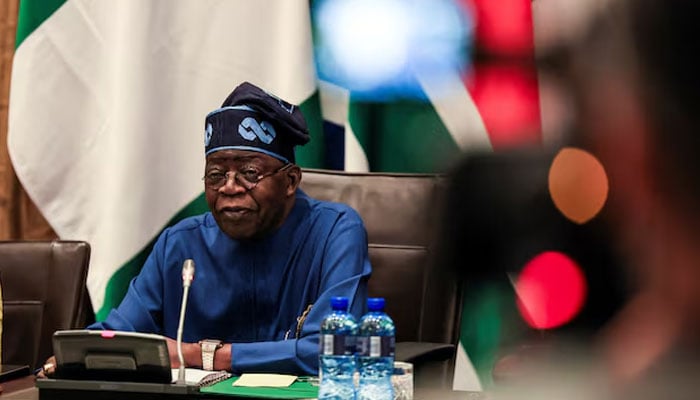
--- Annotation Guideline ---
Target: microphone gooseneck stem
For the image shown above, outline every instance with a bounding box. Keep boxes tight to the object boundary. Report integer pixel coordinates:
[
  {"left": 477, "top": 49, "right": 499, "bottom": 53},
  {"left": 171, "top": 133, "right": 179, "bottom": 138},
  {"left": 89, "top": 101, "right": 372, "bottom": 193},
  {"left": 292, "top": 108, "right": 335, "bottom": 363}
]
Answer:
[
  {"left": 176, "top": 258, "right": 195, "bottom": 385},
  {"left": 176, "top": 284, "right": 191, "bottom": 384}
]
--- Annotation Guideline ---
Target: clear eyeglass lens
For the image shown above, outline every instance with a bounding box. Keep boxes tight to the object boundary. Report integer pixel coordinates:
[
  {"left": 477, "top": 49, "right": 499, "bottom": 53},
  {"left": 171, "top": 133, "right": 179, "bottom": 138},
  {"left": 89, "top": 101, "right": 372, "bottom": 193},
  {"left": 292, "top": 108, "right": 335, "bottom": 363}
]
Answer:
[
  {"left": 235, "top": 173, "right": 260, "bottom": 188},
  {"left": 205, "top": 163, "right": 289, "bottom": 189},
  {"left": 204, "top": 171, "right": 260, "bottom": 189}
]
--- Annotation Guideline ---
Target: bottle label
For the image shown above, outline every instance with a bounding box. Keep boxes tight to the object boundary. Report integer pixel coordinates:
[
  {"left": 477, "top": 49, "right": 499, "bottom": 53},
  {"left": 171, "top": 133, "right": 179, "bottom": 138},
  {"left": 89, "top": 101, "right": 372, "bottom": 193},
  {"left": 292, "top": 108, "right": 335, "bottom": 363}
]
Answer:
[
  {"left": 321, "top": 334, "right": 355, "bottom": 356},
  {"left": 357, "top": 336, "right": 395, "bottom": 357}
]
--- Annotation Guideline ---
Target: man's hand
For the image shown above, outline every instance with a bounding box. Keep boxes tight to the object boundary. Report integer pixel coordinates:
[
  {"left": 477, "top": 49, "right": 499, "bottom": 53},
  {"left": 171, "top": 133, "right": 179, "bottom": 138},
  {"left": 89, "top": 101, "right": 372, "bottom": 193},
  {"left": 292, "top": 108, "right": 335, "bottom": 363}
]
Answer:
[
  {"left": 165, "top": 337, "right": 201, "bottom": 369},
  {"left": 36, "top": 356, "right": 57, "bottom": 379}
]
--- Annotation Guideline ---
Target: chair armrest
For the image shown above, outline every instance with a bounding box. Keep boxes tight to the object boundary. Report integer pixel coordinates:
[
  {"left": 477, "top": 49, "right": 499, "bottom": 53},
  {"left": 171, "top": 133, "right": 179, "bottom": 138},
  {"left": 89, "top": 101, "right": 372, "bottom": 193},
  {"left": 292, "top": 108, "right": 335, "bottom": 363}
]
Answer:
[{"left": 395, "top": 342, "right": 455, "bottom": 365}]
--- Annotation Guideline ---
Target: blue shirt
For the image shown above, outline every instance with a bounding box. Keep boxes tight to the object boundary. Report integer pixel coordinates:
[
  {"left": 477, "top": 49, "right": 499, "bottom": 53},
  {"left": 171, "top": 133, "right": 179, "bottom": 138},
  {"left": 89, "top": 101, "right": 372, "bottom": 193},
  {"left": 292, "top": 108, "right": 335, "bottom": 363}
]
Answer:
[{"left": 90, "top": 190, "right": 371, "bottom": 375}]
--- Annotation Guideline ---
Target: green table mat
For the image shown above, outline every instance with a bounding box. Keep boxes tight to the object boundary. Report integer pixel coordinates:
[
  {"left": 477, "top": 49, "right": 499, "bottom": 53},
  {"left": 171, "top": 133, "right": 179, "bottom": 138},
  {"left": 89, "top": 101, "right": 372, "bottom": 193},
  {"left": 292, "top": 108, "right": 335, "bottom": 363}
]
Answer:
[{"left": 199, "top": 376, "right": 319, "bottom": 399}]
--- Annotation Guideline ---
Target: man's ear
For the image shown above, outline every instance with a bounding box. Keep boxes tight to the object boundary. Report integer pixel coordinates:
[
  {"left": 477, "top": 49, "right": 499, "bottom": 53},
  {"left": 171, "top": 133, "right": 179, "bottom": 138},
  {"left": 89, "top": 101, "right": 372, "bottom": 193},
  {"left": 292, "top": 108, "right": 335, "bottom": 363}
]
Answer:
[{"left": 285, "top": 165, "right": 302, "bottom": 196}]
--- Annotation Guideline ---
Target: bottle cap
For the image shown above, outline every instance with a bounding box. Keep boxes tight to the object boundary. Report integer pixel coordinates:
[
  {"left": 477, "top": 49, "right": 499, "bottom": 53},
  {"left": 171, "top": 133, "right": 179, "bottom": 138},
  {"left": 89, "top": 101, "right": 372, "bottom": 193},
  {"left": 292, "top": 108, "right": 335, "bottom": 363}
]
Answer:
[
  {"left": 367, "top": 297, "right": 385, "bottom": 311},
  {"left": 330, "top": 296, "right": 349, "bottom": 311}
]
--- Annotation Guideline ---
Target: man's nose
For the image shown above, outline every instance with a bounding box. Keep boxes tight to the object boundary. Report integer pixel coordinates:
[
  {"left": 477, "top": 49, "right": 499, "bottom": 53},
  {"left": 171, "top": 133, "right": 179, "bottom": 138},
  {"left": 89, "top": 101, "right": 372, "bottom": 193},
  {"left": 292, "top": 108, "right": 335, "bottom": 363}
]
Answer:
[{"left": 219, "top": 173, "right": 247, "bottom": 194}]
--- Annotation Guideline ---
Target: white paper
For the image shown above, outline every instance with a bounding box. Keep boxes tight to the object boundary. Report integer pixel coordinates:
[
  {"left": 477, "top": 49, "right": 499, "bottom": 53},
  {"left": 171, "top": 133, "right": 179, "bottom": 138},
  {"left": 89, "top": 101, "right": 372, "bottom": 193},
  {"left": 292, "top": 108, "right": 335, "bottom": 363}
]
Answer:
[
  {"left": 171, "top": 368, "right": 215, "bottom": 385},
  {"left": 232, "top": 373, "right": 297, "bottom": 387}
]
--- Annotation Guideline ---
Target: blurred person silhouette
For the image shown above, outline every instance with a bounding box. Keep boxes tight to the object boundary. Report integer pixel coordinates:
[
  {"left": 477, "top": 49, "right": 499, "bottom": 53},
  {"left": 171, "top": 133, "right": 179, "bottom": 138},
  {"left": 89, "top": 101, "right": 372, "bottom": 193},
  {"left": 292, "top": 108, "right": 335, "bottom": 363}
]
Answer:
[
  {"left": 517, "top": 0, "right": 700, "bottom": 396},
  {"left": 568, "top": 0, "right": 700, "bottom": 393},
  {"left": 441, "top": 0, "right": 700, "bottom": 397},
  {"left": 440, "top": 146, "right": 627, "bottom": 390}
]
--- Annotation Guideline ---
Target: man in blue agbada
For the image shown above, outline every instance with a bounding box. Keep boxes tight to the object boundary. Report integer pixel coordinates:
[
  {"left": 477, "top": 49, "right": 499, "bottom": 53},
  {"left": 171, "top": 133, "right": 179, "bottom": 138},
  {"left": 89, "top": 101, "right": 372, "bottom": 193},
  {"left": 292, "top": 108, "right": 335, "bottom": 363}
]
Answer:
[{"left": 90, "top": 82, "right": 372, "bottom": 375}]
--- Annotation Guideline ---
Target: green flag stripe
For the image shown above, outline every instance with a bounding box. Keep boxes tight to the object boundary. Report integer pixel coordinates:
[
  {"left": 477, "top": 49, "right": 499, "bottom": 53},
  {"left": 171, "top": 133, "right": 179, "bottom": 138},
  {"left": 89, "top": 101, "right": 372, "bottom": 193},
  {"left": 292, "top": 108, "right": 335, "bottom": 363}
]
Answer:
[
  {"left": 459, "top": 284, "right": 508, "bottom": 388},
  {"left": 349, "top": 101, "right": 462, "bottom": 173},
  {"left": 15, "top": 0, "right": 66, "bottom": 48},
  {"left": 96, "top": 193, "right": 210, "bottom": 320},
  {"left": 296, "top": 91, "right": 325, "bottom": 169}
]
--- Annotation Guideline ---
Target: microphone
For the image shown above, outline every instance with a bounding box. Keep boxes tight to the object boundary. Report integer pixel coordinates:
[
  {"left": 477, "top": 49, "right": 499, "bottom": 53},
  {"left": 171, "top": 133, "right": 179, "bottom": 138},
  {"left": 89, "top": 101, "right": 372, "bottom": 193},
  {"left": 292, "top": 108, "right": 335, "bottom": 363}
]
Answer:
[{"left": 176, "top": 259, "right": 195, "bottom": 385}]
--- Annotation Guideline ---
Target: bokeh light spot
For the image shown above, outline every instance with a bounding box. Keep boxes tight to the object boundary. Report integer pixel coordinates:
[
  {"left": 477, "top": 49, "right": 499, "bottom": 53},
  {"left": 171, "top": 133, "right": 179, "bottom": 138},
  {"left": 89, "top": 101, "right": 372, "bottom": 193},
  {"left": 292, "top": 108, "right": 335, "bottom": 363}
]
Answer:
[
  {"left": 461, "top": 0, "right": 535, "bottom": 56},
  {"left": 514, "top": 251, "right": 587, "bottom": 330},
  {"left": 548, "top": 147, "right": 609, "bottom": 224},
  {"left": 464, "top": 63, "right": 542, "bottom": 149},
  {"left": 314, "top": 0, "right": 471, "bottom": 99}
]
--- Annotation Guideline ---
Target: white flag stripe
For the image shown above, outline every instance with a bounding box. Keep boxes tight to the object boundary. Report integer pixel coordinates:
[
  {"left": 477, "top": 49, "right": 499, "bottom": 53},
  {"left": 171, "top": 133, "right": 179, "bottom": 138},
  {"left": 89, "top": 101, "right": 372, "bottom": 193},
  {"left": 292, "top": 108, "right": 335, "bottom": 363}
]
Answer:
[
  {"left": 453, "top": 342, "right": 484, "bottom": 391},
  {"left": 318, "top": 80, "right": 349, "bottom": 126},
  {"left": 317, "top": 80, "right": 369, "bottom": 172},
  {"left": 416, "top": 69, "right": 493, "bottom": 153},
  {"left": 8, "top": 0, "right": 316, "bottom": 311},
  {"left": 343, "top": 122, "right": 370, "bottom": 173}
]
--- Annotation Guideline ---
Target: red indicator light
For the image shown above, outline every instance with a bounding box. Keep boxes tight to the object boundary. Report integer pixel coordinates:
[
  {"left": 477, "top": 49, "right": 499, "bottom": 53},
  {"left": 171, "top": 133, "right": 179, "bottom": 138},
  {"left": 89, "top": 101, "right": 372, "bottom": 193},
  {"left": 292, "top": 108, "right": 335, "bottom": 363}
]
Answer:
[{"left": 515, "top": 251, "right": 587, "bottom": 330}]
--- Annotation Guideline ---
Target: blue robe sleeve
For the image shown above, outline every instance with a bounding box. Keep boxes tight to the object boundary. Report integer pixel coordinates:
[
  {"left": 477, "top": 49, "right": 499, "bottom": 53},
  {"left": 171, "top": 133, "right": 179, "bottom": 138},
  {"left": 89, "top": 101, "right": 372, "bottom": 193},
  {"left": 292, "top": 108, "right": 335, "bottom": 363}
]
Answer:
[
  {"left": 88, "top": 231, "right": 168, "bottom": 334},
  {"left": 230, "top": 214, "right": 371, "bottom": 375}
]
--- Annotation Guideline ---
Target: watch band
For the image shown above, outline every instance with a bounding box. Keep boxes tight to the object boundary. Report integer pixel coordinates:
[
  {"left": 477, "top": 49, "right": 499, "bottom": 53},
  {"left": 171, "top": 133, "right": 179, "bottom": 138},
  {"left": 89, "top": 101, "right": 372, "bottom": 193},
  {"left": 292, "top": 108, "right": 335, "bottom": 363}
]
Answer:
[{"left": 199, "top": 339, "right": 223, "bottom": 371}]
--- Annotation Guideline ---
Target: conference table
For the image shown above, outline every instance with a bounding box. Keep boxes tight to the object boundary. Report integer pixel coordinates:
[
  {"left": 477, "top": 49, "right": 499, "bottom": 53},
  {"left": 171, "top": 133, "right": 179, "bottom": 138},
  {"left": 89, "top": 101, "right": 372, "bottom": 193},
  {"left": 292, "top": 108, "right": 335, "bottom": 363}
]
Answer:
[
  {"left": 0, "top": 375, "right": 35, "bottom": 400},
  {"left": 0, "top": 375, "right": 485, "bottom": 400}
]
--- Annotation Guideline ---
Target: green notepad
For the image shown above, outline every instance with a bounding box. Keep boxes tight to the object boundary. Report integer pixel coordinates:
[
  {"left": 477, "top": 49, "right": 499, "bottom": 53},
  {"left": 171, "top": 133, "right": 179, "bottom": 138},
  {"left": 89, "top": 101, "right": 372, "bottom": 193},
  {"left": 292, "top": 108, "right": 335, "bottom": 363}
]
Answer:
[{"left": 199, "top": 376, "right": 319, "bottom": 399}]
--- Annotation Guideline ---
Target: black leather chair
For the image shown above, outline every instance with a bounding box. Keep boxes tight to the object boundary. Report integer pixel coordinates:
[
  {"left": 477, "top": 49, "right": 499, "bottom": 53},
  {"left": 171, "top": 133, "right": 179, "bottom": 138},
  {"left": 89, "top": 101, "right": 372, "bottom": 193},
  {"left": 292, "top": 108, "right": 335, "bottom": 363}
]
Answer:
[
  {"left": 300, "top": 169, "right": 462, "bottom": 388},
  {"left": 0, "top": 240, "right": 93, "bottom": 369}
]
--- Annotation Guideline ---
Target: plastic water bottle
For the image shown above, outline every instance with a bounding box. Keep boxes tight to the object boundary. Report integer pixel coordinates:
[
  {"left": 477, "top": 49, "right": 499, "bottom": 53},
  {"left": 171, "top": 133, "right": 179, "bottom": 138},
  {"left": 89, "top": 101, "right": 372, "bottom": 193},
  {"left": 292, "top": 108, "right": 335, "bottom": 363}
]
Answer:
[
  {"left": 357, "top": 297, "right": 395, "bottom": 400},
  {"left": 318, "top": 296, "right": 358, "bottom": 400}
]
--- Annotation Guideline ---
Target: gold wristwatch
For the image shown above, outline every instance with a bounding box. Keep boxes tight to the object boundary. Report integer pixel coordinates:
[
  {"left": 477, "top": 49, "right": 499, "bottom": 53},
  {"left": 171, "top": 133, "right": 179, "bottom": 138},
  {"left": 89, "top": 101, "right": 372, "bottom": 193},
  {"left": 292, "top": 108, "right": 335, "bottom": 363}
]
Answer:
[{"left": 199, "top": 339, "right": 223, "bottom": 371}]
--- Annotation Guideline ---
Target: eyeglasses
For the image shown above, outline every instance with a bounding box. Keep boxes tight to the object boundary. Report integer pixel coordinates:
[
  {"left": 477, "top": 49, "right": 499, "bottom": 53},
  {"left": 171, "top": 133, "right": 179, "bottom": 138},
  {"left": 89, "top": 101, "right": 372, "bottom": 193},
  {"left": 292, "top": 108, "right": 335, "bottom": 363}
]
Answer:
[{"left": 202, "top": 163, "right": 293, "bottom": 191}]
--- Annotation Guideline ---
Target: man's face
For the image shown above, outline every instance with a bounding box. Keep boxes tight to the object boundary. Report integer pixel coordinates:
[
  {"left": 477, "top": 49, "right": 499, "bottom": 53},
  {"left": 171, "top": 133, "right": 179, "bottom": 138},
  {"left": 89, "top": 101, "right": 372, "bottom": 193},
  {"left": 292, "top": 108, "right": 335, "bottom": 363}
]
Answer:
[{"left": 204, "top": 150, "right": 297, "bottom": 240}]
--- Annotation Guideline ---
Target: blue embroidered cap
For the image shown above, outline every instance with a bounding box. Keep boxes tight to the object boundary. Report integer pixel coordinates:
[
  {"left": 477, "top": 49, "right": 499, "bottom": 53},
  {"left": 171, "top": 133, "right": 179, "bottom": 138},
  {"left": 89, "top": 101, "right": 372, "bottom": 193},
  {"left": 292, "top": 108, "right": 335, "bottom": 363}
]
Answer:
[{"left": 204, "top": 82, "right": 310, "bottom": 163}]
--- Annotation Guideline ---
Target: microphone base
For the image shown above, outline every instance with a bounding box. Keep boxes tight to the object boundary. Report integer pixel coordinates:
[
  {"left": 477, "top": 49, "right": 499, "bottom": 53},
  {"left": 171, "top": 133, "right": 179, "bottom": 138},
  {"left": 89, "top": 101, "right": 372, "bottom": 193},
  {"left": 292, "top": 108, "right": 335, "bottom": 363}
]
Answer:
[{"left": 177, "top": 365, "right": 186, "bottom": 386}]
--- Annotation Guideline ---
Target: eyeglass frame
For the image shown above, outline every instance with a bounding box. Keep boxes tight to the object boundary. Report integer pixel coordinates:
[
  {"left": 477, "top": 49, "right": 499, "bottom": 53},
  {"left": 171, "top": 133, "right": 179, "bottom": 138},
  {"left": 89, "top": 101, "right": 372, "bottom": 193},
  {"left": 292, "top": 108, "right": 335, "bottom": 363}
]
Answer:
[{"left": 202, "top": 162, "right": 294, "bottom": 191}]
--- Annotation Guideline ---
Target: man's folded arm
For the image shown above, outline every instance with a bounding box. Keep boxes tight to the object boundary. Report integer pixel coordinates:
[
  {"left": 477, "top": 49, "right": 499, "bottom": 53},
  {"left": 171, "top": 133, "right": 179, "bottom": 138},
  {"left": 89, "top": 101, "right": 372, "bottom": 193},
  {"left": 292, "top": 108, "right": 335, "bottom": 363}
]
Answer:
[
  {"left": 230, "top": 272, "right": 368, "bottom": 375},
  {"left": 230, "top": 217, "right": 371, "bottom": 375}
]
